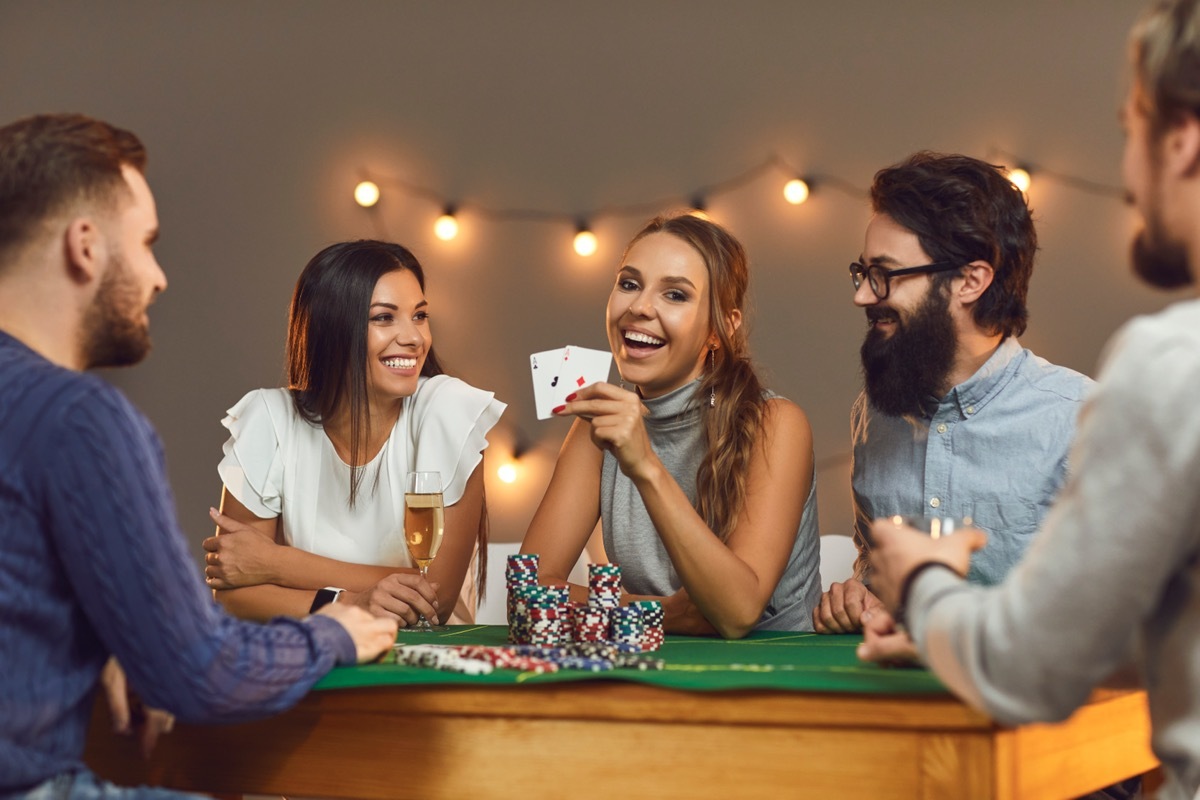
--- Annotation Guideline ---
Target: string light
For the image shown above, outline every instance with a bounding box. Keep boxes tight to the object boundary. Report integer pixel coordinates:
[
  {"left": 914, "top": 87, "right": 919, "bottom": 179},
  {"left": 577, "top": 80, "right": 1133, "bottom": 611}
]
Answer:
[
  {"left": 783, "top": 178, "right": 811, "bottom": 205},
  {"left": 356, "top": 151, "right": 1125, "bottom": 257},
  {"left": 497, "top": 436, "right": 530, "bottom": 485},
  {"left": 573, "top": 224, "right": 598, "bottom": 257},
  {"left": 434, "top": 206, "right": 459, "bottom": 241},
  {"left": 354, "top": 180, "right": 380, "bottom": 208},
  {"left": 1007, "top": 166, "right": 1032, "bottom": 193}
]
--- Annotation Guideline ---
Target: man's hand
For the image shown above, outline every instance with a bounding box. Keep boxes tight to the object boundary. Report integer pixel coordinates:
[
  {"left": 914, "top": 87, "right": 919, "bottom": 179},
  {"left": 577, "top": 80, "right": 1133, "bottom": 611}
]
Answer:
[
  {"left": 813, "top": 578, "right": 882, "bottom": 633},
  {"left": 855, "top": 608, "right": 921, "bottom": 666},
  {"left": 343, "top": 573, "right": 440, "bottom": 628},
  {"left": 868, "top": 517, "right": 987, "bottom": 609},
  {"left": 204, "top": 509, "right": 279, "bottom": 589},
  {"left": 100, "top": 657, "right": 175, "bottom": 759},
  {"left": 317, "top": 604, "right": 399, "bottom": 663}
]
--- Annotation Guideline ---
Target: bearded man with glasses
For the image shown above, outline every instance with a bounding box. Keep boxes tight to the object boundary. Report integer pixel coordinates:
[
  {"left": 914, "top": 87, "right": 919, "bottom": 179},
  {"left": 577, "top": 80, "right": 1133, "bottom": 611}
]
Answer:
[{"left": 813, "top": 152, "right": 1094, "bottom": 642}]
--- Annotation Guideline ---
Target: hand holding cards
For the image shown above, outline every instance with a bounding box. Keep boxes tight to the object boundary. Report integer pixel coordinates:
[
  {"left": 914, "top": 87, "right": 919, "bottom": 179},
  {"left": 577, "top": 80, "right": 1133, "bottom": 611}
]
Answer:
[{"left": 530, "top": 345, "right": 613, "bottom": 420}]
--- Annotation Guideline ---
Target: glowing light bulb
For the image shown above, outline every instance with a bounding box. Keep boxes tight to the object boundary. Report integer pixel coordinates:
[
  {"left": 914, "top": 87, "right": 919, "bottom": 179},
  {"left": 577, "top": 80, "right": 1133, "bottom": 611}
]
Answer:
[
  {"left": 434, "top": 212, "right": 459, "bottom": 241},
  {"left": 1007, "top": 167, "right": 1031, "bottom": 193},
  {"left": 354, "top": 181, "right": 380, "bottom": 208},
  {"left": 497, "top": 463, "right": 517, "bottom": 484},
  {"left": 573, "top": 228, "right": 598, "bottom": 257},
  {"left": 783, "top": 178, "right": 810, "bottom": 205}
]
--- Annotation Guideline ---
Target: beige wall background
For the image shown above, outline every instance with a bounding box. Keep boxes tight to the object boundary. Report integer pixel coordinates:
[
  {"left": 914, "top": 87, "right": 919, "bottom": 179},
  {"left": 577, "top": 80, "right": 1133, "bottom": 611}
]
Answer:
[{"left": 1, "top": 1, "right": 1186, "bottom": 562}]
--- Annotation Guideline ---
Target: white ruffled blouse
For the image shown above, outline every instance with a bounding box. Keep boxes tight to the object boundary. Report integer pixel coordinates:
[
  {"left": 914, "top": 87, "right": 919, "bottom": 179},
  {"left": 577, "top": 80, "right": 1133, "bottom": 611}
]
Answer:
[{"left": 217, "top": 375, "right": 505, "bottom": 622}]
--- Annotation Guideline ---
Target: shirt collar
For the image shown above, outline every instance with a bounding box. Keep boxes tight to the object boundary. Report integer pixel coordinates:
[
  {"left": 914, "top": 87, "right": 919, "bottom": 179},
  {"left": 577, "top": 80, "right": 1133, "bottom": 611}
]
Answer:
[{"left": 943, "top": 336, "right": 1025, "bottom": 419}]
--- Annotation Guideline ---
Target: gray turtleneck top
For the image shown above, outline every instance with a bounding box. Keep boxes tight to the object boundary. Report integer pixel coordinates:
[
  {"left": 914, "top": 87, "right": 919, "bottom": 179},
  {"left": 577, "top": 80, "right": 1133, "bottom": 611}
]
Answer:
[{"left": 599, "top": 380, "right": 821, "bottom": 632}]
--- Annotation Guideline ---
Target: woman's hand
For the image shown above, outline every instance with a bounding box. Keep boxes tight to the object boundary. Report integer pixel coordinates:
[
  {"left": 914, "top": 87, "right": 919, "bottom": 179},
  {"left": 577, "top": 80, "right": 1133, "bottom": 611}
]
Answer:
[
  {"left": 554, "top": 382, "right": 657, "bottom": 481},
  {"left": 344, "top": 572, "right": 440, "bottom": 628},
  {"left": 204, "top": 508, "right": 281, "bottom": 589}
]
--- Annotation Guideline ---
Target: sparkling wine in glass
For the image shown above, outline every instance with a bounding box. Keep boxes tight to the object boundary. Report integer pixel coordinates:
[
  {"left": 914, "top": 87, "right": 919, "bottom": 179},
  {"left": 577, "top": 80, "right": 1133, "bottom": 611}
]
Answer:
[{"left": 403, "top": 471, "right": 444, "bottom": 632}]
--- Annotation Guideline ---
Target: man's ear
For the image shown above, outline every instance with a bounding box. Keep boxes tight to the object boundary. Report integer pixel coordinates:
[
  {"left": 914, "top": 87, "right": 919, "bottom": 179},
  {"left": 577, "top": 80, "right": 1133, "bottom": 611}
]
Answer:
[
  {"left": 63, "top": 216, "right": 104, "bottom": 285},
  {"left": 1166, "top": 112, "right": 1200, "bottom": 178},
  {"left": 956, "top": 261, "right": 994, "bottom": 305}
]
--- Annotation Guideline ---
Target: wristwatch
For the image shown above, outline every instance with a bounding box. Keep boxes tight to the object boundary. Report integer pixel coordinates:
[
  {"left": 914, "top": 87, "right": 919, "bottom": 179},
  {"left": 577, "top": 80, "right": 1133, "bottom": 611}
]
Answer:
[{"left": 309, "top": 586, "right": 345, "bottom": 614}]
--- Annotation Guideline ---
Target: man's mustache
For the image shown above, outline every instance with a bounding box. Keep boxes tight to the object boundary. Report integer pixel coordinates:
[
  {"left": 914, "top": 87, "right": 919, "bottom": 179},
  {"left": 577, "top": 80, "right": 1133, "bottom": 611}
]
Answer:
[{"left": 866, "top": 307, "right": 899, "bottom": 325}]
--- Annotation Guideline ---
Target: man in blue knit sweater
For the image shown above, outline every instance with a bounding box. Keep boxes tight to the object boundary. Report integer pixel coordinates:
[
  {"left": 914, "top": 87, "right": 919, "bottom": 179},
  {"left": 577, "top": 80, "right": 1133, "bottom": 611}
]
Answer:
[{"left": 0, "top": 114, "right": 399, "bottom": 798}]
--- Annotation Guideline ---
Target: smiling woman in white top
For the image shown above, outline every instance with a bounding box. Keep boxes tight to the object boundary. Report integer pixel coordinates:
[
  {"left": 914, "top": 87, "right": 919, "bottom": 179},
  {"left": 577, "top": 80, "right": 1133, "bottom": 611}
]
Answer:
[{"left": 204, "top": 240, "right": 505, "bottom": 627}]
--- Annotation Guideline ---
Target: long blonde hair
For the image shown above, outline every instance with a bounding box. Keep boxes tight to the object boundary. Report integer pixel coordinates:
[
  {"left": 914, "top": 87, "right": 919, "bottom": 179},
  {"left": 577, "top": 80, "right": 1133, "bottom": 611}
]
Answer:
[{"left": 621, "top": 213, "right": 767, "bottom": 541}]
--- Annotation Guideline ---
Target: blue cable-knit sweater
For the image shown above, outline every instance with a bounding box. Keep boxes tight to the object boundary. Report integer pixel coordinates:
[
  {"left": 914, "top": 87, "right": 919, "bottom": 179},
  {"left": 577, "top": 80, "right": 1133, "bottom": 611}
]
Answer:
[{"left": 0, "top": 330, "right": 356, "bottom": 791}]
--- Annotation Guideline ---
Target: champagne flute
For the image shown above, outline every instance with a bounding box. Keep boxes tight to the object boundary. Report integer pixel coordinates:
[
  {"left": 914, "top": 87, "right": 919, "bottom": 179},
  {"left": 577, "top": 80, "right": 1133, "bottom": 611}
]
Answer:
[{"left": 402, "top": 471, "right": 445, "bottom": 632}]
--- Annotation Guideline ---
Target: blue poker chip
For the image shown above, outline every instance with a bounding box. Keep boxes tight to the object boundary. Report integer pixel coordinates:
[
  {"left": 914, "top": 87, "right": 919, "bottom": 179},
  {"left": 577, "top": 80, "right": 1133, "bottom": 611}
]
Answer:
[{"left": 554, "top": 656, "right": 615, "bottom": 672}]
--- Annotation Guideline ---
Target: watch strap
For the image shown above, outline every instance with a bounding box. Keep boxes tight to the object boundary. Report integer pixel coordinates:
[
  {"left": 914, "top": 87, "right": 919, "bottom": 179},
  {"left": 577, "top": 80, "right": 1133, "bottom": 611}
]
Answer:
[{"left": 309, "top": 586, "right": 345, "bottom": 614}]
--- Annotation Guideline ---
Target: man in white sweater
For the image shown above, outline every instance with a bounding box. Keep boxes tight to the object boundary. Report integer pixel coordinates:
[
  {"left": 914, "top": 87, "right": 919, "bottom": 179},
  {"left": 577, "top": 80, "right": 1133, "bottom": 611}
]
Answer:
[{"left": 859, "top": 2, "right": 1200, "bottom": 799}]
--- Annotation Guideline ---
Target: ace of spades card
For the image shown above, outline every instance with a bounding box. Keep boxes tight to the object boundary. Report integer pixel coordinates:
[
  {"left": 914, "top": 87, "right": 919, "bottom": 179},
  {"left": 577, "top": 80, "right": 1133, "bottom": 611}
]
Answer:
[{"left": 529, "top": 345, "right": 613, "bottom": 420}]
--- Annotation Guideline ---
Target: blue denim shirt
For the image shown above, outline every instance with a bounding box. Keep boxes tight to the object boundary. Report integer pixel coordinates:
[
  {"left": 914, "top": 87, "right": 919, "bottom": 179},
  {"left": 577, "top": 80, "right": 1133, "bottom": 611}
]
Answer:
[{"left": 851, "top": 337, "right": 1093, "bottom": 585}]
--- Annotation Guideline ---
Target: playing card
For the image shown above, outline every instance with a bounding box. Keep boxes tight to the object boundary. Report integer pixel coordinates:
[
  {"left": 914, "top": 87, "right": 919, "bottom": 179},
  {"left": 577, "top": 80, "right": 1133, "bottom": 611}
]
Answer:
[
  {"left": 530, "top": 347, "right": 566, "bottom": 420},
  {"left": 554, "top": 346, "right": 613, "bottom": 406}
]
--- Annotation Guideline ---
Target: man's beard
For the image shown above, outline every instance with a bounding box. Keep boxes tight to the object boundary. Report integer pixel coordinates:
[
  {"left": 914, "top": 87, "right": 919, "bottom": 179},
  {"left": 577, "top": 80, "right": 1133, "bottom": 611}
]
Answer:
[
  {"left": 1131, "top": 205, "right": 1194, "bottom": 290},
  {"left": 80, "top": 252, "right": 152, "bottom": 369},
  {"left": 860, "top": 285, "right": 958, "bottom": 418}
]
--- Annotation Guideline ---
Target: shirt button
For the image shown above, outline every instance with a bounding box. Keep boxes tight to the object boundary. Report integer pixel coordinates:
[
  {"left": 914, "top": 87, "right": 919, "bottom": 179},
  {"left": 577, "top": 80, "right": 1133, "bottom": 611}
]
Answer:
[
  {"left": 930, "top": 497, "right": 941, "bottom": 508},
  {"left": 966, "top": 406, "right": 975, "bottom": 415},
  {"left": 936, "top": 423, "right": 948, "bottom": 434}
]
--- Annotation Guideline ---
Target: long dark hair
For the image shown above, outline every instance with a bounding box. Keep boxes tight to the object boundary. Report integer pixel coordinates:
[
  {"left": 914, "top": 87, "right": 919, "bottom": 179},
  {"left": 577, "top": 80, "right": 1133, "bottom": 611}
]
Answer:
[
  {"left": 621, "top": 214, "right": 767, "bottom": 542},
  {"left": 285, "top": 240, "right": 487, "bottom": 594}
]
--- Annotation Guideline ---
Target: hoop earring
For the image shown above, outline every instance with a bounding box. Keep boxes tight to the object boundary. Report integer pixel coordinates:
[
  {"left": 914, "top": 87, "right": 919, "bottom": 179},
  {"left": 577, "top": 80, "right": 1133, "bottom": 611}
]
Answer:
[{"left": 709, "top": 348, "right": 716, "bottom": 408}]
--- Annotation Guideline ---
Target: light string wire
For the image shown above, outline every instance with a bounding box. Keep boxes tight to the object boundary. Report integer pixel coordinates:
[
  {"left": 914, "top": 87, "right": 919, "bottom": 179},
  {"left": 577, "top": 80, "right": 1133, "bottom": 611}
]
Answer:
[
  {"left": 357, "top": 148, "right": 1126, "bottom": 240},
  {"left": 356, "top": 153, "right": 869, "bottom": 241}
]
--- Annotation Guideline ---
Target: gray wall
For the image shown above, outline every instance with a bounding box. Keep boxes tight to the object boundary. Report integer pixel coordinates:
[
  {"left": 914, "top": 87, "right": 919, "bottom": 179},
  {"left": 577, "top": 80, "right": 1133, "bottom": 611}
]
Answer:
[{"left": 2, "top": 1, "right": 1185, "bottom": 562}]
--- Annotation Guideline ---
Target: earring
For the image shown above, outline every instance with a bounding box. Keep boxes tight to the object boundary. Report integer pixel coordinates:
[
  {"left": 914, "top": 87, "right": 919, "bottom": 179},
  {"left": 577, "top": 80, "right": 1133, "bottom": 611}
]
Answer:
[{"left": 709, "top": 348, "right": 716, "bottom": 408}]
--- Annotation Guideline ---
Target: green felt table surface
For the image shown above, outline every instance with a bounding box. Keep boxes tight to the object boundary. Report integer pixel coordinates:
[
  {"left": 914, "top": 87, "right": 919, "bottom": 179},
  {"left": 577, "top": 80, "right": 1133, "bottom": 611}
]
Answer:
[{"left": 315, "top": 624, "right": 949, "bottom": 695}]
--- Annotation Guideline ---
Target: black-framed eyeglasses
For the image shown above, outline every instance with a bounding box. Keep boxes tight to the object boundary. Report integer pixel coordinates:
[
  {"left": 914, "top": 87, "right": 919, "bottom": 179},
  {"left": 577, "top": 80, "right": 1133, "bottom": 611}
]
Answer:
[{"left": 848, "top": 260, "right": 963, "bottom": 300}]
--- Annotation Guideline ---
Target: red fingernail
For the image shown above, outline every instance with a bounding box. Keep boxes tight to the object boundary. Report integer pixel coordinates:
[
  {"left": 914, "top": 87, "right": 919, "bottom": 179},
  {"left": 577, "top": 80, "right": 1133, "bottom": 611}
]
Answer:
[
  {"left": 551, "top": 404, "right": 566, "bottom": 414},
  {"left": 564, "top": 392, "right": 577, "bottom": 402}
]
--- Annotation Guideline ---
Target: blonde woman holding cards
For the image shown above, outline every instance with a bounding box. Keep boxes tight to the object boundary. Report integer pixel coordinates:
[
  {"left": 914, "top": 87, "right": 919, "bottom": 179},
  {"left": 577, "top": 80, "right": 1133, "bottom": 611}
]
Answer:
[
  {"left": 204, "top": 240, "right": 505, "bottom": 626},
  {"left": 521, "top": 213, "right": 821, "bottom": 638}
]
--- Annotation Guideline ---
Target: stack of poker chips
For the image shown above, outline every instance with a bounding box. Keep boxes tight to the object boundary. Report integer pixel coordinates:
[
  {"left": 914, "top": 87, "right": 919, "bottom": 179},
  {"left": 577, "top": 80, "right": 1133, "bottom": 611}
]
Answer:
[
  {"left": 545, "top": 581, "right": 572, "bottom": 645},
  {"left": 505, "top": 554, "right": 539, "bottom": 643},
  {"left": 508, "top": 557, "right": 665, "bottom": 653},
  {"left": 609, "top": 605, "right": 645, "bottom": 649},
  {"left": 587, "top": 562, "right": 622, "bottom": 635},
  {"left": 633, "top": 600, "right": 665, "bottom": 651},
  {"left": 527, "top": 583, "right": 569, "bottom": 647},
  {"left": 569, "top": 602, "right": 610, "bottom": 642}
]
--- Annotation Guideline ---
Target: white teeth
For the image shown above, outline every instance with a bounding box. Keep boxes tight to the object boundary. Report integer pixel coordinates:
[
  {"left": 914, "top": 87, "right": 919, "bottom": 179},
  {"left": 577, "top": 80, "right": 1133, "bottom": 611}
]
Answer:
[
  {"left": 625, "top": 331, "right": 665, "bottom": 346},
  {"left": 382, "top": 357, "right": 417, "bottom": 369}
]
